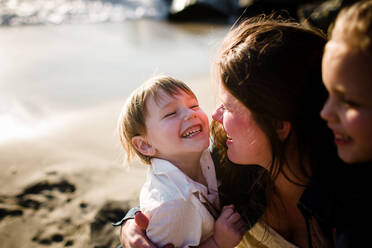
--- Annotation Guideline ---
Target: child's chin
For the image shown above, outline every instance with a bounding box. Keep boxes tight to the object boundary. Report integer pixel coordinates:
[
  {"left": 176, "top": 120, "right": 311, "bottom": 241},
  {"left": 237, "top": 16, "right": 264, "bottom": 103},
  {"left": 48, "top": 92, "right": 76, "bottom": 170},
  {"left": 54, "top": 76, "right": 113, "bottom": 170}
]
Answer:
[
  {"left": 195, "top": 141, "right": 210, "bottom": 151},
  {"left": 338, "top": 150, "right": 359, "bottom": 164}
]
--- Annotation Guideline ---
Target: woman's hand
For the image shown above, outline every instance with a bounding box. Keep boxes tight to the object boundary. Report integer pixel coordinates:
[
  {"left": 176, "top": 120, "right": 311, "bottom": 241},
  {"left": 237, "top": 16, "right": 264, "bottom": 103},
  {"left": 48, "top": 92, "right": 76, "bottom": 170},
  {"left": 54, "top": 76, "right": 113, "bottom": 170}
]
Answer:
[{"left": 120, "top": 211, "right": 156, "bottom": 248}]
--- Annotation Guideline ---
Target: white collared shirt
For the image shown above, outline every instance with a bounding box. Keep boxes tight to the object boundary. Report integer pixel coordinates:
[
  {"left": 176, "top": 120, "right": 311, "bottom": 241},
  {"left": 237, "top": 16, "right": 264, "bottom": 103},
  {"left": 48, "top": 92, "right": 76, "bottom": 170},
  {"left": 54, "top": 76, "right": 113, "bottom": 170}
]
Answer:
[{"left": 140, "top": 149, "right": 220, "bottom": 248}]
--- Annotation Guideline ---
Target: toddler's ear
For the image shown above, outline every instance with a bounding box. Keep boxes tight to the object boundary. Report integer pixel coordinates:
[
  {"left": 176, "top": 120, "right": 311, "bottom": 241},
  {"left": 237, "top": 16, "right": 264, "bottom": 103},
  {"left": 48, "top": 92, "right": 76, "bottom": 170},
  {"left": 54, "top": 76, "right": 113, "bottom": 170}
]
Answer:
[
  {"left": 276, "top": 121, "right": 292, "bottom": 141},
  {"left": 132, "top": 136, "right": 156, "bottom": 157}
]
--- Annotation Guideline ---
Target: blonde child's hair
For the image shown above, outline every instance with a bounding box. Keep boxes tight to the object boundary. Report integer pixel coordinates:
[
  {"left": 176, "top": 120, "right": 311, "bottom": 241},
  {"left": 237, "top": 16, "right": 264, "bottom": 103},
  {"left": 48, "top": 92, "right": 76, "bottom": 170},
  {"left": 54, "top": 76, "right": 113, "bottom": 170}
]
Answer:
[
  {"left": 118, "top": 75, "right": 196, "bottom": 165},
  {"left": 330, "top": 1, "right": 372, "bottom": 53}
]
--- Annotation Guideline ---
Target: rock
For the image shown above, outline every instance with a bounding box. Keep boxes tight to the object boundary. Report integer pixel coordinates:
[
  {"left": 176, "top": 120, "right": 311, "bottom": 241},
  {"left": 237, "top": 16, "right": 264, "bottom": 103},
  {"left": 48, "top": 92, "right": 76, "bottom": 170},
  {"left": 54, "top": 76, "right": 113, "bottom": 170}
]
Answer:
[
  {"left": 167, "top": 0, "right": 309, "bottom": 23},
  {"left": 90, "top": 200, "right": 133, "bottom": 248},
  {"left": 298, "top": 0, "right": 359, "bottom": 33},
  {"left": 168, "top": 0, "right": 232, "bottom": 22}
]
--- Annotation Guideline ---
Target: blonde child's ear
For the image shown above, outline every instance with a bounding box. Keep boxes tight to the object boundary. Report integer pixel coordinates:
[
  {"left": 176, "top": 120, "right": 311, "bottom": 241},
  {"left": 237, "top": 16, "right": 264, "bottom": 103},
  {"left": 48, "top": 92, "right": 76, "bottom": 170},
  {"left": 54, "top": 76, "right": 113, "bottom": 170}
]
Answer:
[
  {"left": 132, "top": 136, "right": 156, "bottom": 157},
  {"left": 276, "top": 121, "right": 292, "bottom": 141}
]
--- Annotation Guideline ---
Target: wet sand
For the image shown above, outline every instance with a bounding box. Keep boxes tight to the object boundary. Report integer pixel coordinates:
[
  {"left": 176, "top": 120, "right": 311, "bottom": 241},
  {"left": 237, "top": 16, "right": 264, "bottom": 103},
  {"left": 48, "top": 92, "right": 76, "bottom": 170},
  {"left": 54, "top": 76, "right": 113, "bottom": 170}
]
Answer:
[{"left": 0, "top": 20, "right": 228, "bottom": 247}]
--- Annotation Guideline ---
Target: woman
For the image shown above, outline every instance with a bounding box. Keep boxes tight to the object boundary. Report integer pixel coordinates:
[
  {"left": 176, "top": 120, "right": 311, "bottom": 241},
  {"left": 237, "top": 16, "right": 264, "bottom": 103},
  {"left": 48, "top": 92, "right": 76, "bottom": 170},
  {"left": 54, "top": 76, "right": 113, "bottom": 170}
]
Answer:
[
  {"left": 210, "top": 17, "right": 342, "bottom": 248},
  {"left": 118, "top": 17, "right": 343, "bottom": 248}
]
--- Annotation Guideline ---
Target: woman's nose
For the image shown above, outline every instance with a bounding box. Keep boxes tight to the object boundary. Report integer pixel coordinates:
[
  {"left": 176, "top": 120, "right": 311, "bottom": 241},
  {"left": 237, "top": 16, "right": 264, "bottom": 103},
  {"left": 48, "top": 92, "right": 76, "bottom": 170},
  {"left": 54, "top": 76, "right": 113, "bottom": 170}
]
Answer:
[{"left": 212, "top": 106, "right": 223, "bottom": 123}]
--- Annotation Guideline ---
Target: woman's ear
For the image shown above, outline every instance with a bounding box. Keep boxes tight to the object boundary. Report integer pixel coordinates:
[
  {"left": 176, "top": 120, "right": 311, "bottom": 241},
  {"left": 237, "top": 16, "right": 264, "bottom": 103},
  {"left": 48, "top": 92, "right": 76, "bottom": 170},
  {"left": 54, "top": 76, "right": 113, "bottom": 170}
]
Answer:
[
  {"left": 132, "top": 136, "right": 156, "bottom": 157},
  {"left": 276, "top": 121, "right": 292, "bottom": 141}
]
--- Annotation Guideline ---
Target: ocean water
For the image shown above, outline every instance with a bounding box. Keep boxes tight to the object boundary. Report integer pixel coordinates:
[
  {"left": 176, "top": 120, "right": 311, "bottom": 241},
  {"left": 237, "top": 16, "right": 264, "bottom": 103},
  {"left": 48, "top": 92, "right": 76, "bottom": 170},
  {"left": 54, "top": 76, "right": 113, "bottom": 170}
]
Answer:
[
  {"left": 0, "top": 0, "right": 169, "bottom": 26},
  {"left": 0, "top": 19, "right": 228, "bottom": 143}
]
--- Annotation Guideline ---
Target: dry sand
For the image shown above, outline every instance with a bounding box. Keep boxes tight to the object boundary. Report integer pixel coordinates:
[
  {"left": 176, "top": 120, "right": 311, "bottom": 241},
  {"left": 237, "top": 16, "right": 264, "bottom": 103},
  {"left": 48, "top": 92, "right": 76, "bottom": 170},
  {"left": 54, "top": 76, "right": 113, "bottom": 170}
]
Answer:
[
  {"left": 0, "top": 20, "right": 227, "bottom": 247},
  {"left": 0, "top": 99, "right": 146, "bottom": 248},
  {"left": 1, "top": 69, "right": 219, "bottom": 248}
]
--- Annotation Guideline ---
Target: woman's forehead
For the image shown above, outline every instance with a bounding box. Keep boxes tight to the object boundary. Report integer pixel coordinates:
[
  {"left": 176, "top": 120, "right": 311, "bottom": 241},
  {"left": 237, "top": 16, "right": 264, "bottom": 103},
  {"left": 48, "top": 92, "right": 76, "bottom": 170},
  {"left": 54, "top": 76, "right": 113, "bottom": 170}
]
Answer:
[{"left": 218, "top": 84, "right": 238, "bottom": 104}]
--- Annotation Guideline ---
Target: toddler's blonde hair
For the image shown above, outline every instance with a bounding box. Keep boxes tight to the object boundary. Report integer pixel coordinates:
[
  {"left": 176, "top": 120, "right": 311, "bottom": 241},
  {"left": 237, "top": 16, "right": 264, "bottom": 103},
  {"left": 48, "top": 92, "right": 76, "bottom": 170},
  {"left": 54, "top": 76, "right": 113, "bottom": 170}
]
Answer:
[{"left": 118, "top": 75, "right": 196, "bottom": 165}]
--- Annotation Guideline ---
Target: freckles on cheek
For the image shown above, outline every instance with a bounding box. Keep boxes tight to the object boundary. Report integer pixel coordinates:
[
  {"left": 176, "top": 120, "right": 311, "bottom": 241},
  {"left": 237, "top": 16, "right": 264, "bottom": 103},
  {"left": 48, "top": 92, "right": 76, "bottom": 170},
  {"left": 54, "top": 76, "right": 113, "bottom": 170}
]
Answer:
[
  {"left": 227, "top": 115, "right": 245, "bottom": 134},
  {"left": 244, "top": 127, "right": 267, "bottom": 153},
  {"left": 240, "top": 126, "right": 255, "bottom": 142}
]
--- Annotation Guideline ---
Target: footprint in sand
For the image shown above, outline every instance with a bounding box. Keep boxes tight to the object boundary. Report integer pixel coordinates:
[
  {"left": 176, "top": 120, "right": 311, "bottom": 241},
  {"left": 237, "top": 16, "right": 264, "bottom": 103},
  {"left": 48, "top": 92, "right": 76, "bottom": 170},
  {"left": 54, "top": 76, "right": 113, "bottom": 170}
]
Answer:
[
  {"left": 16, "top": 177, "right": 76, "bottom": 211},
  {"left": 32, "top": 220, "right": 74, "bottom": 247},
  {"left": 0, "top": 175, "right": 76, "bottom": 221},
  {"left": 0, "top": 196, "right": 23, "bottom": 220}
]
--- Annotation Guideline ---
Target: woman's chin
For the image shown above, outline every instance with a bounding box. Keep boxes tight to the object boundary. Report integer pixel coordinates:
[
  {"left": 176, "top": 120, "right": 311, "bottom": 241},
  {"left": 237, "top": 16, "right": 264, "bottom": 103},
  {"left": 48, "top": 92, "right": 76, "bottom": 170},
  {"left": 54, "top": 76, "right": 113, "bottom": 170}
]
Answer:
[
  {"left": 227, "top": 150, "right": 261, "bottom": 166},
  {"left": 227, "top": 150, "right": 246, "bottom": 165}
]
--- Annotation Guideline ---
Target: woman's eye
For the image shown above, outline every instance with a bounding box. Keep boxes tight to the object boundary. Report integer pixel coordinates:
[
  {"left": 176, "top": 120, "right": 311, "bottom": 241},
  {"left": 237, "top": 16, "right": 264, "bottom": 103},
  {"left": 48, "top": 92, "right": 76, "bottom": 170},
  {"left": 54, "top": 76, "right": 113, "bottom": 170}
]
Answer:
[
  {"left": 220, "top": 104, "right": 227, "bottom": 112},
  {"left": 164, "top": 112, "right": 176, "bottom": 118},
  {"left": 191, "top": 105, "right": 199, "bottom": 109}
]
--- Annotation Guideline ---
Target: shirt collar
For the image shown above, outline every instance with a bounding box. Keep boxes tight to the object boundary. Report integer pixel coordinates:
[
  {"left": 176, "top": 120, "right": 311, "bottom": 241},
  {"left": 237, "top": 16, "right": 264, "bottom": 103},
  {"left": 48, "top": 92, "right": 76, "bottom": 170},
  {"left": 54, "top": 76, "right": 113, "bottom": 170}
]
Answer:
[{"left": 150, "top": 149, "right": 218, "bottom": 203}]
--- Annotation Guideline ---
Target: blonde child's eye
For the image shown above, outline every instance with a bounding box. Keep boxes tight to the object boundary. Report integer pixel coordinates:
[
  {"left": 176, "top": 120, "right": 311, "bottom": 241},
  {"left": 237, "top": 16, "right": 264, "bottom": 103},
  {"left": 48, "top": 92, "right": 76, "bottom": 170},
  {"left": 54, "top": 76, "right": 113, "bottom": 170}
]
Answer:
[
  {"left": 164, "top": 112, "right": 176, "bottom": 118},
  {"left": 191, "top": 105, "right": 199, "bottom": 109},
  {"left": 342, "top": 97, "right": 359, "bottom": 108}
]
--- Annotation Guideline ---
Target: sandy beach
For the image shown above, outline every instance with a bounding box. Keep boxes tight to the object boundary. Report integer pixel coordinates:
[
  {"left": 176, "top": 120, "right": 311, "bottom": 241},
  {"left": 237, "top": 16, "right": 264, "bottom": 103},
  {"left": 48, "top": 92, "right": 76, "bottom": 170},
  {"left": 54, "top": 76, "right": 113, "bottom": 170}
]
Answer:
[{"left": 0, "top": 20, "right": 228, "bottom": 247}]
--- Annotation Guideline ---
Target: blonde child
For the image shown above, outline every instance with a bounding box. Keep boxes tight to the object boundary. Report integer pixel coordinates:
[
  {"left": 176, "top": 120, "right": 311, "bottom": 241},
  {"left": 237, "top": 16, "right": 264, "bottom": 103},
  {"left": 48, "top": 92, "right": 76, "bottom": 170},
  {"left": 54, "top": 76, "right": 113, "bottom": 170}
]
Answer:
[
  {"left": 321, "top": 1, "right": 372, "bottom": 164},
  {"left": 117, "top": 75, "right": 246, "bottom": 248}
]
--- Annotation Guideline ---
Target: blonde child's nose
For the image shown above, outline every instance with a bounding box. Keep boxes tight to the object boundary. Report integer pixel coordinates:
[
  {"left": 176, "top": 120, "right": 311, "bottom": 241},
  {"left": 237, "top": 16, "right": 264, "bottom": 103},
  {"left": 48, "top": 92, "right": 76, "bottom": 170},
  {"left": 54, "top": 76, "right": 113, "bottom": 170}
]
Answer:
[
  {"left": 184, "top": 110, "right": 197, "bottom": 121},
  {"left": 320, "top": 98, "right": 336, "bottom": 122}
]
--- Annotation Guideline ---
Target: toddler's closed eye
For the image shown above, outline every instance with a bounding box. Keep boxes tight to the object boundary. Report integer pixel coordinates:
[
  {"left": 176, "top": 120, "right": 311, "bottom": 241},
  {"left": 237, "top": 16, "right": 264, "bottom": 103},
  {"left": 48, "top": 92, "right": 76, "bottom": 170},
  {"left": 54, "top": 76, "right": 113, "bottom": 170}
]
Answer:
[{"left": 164, "top": 112, "right": 176, "bottom": 118}]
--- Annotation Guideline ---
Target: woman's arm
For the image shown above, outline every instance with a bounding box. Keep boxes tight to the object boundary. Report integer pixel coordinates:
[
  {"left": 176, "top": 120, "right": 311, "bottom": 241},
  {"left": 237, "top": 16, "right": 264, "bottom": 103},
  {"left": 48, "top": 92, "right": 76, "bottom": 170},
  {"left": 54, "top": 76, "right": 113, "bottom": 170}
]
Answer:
[
  {"left": 113, "top": 206, "right": 141, "bottom": 227},
  {"left": 118, "top": 206, "right": 246, "bottom": 248},
  {"left": 119, "top": 199, "right": 204, "bottom": 248}
]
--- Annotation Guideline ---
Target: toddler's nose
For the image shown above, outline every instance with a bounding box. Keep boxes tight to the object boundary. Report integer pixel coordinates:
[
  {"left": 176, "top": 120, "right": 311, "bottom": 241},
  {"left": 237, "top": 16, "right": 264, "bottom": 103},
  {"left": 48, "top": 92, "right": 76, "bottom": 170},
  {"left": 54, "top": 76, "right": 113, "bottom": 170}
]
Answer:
[{"left": 184, "top": 110, "right": 197, "bottom": 121}]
